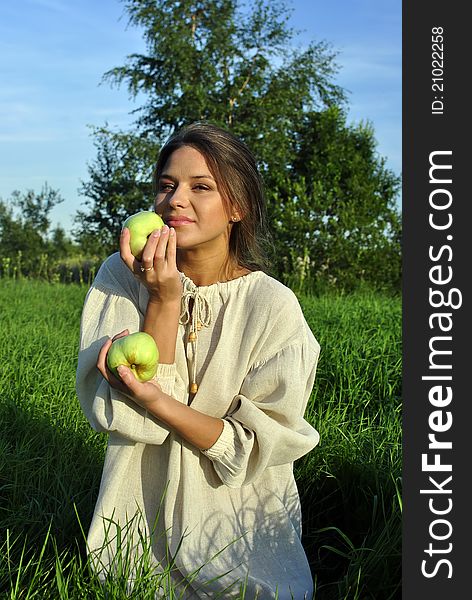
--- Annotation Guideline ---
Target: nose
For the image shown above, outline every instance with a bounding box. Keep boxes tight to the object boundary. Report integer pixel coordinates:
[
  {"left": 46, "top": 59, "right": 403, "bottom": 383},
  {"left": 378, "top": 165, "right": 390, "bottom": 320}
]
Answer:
[
  {"left": 155, "top": 184, "right": 189, "bottom": 215},
  {"left": 168, "top": 184, "right": 190, "bottom": 209}
]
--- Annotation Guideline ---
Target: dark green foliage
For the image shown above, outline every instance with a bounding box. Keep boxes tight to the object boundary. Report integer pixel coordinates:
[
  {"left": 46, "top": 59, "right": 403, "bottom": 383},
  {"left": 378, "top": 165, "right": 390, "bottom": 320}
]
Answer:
[
  {"left": 74, "top": 128, "right": 159, "bottom": 258},
  {"left": 0, "top": 184, "right": 65, "bottom": 275},
  {"left": 269, "top": 108, "right": 402, "bottom": 292},
  {"left": 0, "top": 184, "right": 104, "bottom": 282}
]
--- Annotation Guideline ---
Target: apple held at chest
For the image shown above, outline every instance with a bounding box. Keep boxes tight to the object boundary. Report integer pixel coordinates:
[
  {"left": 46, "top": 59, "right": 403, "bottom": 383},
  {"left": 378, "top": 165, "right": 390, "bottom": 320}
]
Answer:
[
  {"left": 107, "top": 332, "right": 159, "bottom": 383},
  {"left": 122, "top": 211, "right": 165, "bottom": 259}
]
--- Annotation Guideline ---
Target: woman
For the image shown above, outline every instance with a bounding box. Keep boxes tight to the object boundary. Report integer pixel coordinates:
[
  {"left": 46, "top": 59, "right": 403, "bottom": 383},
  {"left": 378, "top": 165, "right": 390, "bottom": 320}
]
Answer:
[{"left": 76, "top": 123, "right": 320, "bottom": 599}]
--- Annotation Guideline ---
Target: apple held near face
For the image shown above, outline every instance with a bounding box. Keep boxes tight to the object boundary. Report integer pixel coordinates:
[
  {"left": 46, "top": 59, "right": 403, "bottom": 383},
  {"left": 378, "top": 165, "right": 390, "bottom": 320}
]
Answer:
[
  {"left": 122, "top": 211, "right": 165, "bottom": 259},
  {"left": 107, "top": 332, "right": 159, "bottom": 383}
]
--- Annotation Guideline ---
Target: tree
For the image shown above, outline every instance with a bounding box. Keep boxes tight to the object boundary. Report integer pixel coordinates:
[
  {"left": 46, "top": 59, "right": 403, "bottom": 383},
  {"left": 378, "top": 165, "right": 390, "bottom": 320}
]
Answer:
[
  {"left": 0, "top": 184, "right": 66, "bottom": 274},
  {"left": 10, "top": 183, "right": 64, "bottom": 236},
  {"left": 0, "top": 200, "right": 44, "bottom": 273},
  {"left": 103, "top": 0, "right": 345, "bottom": 178},
  {"left": 48, "top": 225, "right": 76, "bottom": 260},
  {"left": 74, "top": 127, "right": 158, "bottom": 257},
  {"left": 0, "top": 183, "right": 76, "bottom": 275},
  {"left": 76, "top": 0, "right": 401, "bottom": 290},
  {"left": 268, "top": 107, "right": 401, "bottom": 290}
]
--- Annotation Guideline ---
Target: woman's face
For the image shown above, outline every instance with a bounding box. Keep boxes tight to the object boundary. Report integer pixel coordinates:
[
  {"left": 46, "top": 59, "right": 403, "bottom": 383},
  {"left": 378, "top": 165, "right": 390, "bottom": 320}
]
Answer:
[{"left": 154, "top": 145, "right": 234, "bottom": 253}]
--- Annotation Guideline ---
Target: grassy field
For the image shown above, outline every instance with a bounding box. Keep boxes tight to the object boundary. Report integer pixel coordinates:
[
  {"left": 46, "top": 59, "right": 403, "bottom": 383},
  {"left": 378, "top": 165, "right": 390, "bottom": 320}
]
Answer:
[{"left": 0, "top": 280, "right": 401, "bottom": 599}]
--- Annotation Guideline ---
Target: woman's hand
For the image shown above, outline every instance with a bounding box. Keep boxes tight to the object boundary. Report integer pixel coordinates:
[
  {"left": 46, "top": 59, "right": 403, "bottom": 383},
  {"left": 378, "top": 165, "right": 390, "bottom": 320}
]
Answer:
[
  {"left": 121, "top": 224, "right": 182, "bottom": 365},
  {"left": 120, "top": 224, "right": 183, "bottom": 304},
  {"left": 97, "top": 330, "right": 224, "bottom": 450},
  {"left": 96, "top": 329, "right": 163, "bottom": 413}
]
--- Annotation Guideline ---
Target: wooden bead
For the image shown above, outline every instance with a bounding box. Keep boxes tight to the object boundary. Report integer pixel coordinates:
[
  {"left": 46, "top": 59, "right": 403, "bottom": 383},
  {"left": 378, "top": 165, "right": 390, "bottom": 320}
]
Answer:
[
  {"left": 188, "top": 331, "right": 197, "bottom": 342},
  {"left": 196, "top": 321, "right": 203, "bottom": 331},
  {"left": 190, "top": 382, "right": 198, "bottom": 394}
]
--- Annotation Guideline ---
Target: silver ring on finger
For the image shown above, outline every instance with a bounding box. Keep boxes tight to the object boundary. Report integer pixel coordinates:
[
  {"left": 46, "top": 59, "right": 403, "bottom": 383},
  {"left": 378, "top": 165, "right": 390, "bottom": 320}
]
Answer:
[{"left": 140, "top": 265, "right": 154, "bottom": 272}]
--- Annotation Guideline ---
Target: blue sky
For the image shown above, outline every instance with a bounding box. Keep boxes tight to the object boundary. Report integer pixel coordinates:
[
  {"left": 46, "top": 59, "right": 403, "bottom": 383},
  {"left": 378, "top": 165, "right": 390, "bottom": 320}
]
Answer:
[{"left": 0, "top": 0, "right": 401, "bottom": 233}]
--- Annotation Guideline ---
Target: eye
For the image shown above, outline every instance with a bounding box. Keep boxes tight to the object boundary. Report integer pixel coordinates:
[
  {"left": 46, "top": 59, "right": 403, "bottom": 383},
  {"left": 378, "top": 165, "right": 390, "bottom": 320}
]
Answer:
[{"left": 158, "top": 182, "right": 174, "bottom": 192}]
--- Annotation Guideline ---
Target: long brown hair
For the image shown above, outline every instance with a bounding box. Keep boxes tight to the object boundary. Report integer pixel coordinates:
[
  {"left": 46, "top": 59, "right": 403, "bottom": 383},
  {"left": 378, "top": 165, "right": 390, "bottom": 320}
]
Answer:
[{"left": 152, "top": 122, "right": 272, "bottom": 273}]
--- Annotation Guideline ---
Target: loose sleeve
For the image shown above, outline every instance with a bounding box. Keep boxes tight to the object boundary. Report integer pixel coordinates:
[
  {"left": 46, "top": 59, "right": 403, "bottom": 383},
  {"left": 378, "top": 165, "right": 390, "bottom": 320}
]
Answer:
[
  {"left": 76, "top": 258, "right": 186, "bottom": 444},
  {"left": 201, "top": 336, "right": 320, "bottom": 488}
]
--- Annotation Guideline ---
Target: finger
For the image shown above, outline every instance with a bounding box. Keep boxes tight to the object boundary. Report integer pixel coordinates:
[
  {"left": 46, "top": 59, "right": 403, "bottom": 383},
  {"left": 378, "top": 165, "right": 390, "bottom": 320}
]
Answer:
[
  {"left": 96, "top": 337, "right": 131, "bottom": 394},
  {"left": 97, "top": 338, "right": 128, "bottom": 392},
  {"left": 154, "top": 225, "right": 170, "bottom": 262},
  {"left": 166, "top": 227, "right": 177, "bottom": 266},
  {"left": 107, "top": 369, "right": 130, "bottom": 394},
  {"left": 112, "top": 329, "right": 129, "bottom": 342},
  {"left": 97, "top": 338, "right": 125, "bottom": 389},
  {"left": 116, "top": 365, "right": 140, "bottom": 392},
  {"left": 96, "top": 337, "right": 113, "bottom": 379},
  {"left": 116, "top": 367, "right": 161, "bottom": 409},
  {"left": 141, "top": 229, "right": 161, "bottom": 269}
]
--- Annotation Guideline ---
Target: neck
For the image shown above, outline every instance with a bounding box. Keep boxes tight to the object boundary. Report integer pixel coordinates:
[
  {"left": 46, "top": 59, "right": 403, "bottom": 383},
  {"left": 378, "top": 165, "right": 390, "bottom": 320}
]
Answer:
[{"left": 177, "top": 248, "right": 238, "bottom": 286}]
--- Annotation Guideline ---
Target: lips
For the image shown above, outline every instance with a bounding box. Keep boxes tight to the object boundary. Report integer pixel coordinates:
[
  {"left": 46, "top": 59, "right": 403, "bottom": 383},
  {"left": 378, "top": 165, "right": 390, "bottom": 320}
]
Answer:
[{"left": 165, "top": 216, "right": 195, "bottom": 227}]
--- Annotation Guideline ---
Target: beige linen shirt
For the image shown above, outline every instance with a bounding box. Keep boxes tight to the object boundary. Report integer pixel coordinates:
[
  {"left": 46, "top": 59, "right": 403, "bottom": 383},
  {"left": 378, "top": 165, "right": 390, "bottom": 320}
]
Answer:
[{"left": 76, "top": 252, "right": 320, "bottom": 599}]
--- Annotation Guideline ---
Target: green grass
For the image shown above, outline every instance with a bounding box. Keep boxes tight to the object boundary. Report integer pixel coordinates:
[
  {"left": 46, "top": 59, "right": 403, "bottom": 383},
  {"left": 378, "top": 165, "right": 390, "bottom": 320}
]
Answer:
[
  {"left": 0, "top": 280, "right": 401, "bottom": 599},
  {"left": 296, "top": 292, "right": 401, "bottom": 599}
]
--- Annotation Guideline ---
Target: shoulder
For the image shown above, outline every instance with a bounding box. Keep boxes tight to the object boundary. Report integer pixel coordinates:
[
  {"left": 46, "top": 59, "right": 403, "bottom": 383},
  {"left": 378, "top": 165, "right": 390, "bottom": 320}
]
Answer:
[
  {"left": 246, "top": 271, "right": 305, "bottom": 317},
  {"left": 242, "top": 272, "right": 320, "bottom": 354},
  {"left": 92, "top": 252, "right": 138, "bottom": 299}
]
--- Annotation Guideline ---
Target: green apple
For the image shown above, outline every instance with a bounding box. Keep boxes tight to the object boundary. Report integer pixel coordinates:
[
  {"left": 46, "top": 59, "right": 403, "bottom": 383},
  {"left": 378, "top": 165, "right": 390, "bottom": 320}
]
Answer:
[
  {"left": 122, "top": 211, "right": 165, "bottom": 259},
  {"left": 107, "top": 332, "right": 159, "bottom": 383}
]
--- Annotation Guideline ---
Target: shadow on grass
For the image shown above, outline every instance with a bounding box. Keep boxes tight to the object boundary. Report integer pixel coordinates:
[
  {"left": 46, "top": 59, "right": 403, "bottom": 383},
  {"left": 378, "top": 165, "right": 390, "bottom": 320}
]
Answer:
[
  {"left": 297, "top": 458, "right": 401, "bottom": 600},
  {"left": 0, "top": 395, "right": 401, "bottom": 599},
  {"left": 0, "top": 395, "right": 104, "bottom": 556}
]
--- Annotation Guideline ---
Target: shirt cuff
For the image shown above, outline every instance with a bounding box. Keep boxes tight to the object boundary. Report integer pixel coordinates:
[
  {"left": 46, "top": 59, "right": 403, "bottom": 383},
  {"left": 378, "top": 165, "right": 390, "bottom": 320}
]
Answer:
[
  {"left": 201, "top": 419, "right": 235, "bottom": 460},
  {"left": 153, "top": 362, "right": 177, "bottom": 396}
]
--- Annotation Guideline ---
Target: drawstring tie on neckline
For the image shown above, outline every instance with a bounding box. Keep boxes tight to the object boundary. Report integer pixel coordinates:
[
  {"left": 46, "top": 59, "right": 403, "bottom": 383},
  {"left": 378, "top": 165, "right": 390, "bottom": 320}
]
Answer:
[{"left": 179, "top": 281, "right": 213, "bottom": 394}]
